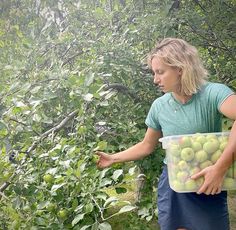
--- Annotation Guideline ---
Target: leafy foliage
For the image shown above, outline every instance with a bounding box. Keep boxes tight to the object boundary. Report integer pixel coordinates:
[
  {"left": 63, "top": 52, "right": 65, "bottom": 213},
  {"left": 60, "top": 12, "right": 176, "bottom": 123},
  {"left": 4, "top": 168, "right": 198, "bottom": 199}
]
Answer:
[{"left": 0, "top": 0, "right": 235, "bottom": 229}]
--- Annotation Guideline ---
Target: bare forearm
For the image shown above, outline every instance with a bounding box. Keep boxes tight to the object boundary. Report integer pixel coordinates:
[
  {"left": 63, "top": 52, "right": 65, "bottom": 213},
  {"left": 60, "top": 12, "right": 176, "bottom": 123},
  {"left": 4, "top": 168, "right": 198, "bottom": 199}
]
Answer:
[
  {"left": 112, "top": 141, "right": 156, "bottom": 163},
  {"left": 215, "top": 120, "right": 236, "bottom": 172}
]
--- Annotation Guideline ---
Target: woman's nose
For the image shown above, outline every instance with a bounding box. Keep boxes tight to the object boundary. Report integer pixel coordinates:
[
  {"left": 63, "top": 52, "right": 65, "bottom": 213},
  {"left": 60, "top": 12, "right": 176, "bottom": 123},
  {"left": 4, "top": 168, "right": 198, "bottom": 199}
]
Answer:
[{"left": 153, "top": 74, "right": 160, "bottom": 84}]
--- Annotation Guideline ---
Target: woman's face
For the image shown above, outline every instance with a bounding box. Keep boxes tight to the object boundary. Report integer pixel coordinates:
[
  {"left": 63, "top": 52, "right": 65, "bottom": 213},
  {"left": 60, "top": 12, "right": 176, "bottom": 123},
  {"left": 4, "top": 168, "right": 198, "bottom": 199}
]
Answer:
[{"left": 151, "top": 57, "right": 182, "bottom": 93}]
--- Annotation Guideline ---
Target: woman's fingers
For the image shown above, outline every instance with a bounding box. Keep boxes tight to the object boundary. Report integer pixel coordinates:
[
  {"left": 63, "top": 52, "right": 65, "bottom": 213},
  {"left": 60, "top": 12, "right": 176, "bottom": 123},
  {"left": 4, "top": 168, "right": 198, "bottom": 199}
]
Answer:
[{"left": 95, "top": 151, "right": 113, "bottom": 168}]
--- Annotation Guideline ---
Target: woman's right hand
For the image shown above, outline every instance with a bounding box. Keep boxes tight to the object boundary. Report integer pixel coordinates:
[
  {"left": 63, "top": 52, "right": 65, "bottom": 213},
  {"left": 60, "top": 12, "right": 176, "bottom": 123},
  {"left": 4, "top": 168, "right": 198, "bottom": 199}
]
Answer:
[{"left": 96, "top": 151, "right": 115, "bottom": 168}]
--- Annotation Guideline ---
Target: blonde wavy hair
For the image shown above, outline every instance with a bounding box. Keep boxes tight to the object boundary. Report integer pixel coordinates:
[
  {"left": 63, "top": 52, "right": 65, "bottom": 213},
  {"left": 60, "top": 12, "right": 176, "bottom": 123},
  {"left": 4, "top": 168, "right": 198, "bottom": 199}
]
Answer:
[{"left": 147, "top": 38, "right": 208, "bottom": 95}]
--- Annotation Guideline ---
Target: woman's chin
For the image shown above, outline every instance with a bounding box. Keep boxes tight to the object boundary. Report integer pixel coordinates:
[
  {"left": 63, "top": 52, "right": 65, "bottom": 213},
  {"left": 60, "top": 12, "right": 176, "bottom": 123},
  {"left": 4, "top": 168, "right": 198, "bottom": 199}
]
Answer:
[{"left": 160, "top": 88, "right": 168, "bottom": 93}]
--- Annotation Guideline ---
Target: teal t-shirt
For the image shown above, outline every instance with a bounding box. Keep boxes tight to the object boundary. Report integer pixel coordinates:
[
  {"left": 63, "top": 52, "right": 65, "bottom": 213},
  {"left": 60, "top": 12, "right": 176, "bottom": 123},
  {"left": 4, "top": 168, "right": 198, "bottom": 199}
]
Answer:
[{"left": 145, "top": 82, "right": 234, "bottom": 137}]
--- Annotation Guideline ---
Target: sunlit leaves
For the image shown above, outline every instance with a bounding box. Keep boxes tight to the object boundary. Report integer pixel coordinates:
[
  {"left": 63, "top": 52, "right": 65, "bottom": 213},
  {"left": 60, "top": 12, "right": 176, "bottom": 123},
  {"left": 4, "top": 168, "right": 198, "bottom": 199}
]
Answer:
[{"left": 0, "top": 0, "right": 235, "bottom": 229}]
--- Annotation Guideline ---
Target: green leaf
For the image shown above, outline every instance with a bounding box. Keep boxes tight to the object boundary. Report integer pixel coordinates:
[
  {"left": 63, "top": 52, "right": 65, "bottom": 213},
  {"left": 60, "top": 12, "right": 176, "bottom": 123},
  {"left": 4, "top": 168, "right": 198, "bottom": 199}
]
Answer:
[
  {"left": 72, "top": 213, "right": 85, "bottom": 226},
  {"left": 50, "top": 183, "right": 66, "bottom": 193},
  {"left": 118, "top": 205, "right": 136, "bottom": 214},
  {"left": 112, "top": 169, "right": 123, "bottom": 181},
  {"left": 98, "top": 222, "right": 112, "bottom": 230},
  {"left": 15, "top": 101, "right": 27, "bottom": 108},
  {"left": 128, "top": 166, "right": 137, "bottom": 175},
  {"left": 83, "top": 93, "right": 93, "bottom": 101},
  {"left": 104, "top": 197, "right": 118, "bottom": 207},
  {"left": 32, "top": 113, "right": 41, "bottom": 122},
  {"left": 85, "top": 203, "right": 94, "bottom": 213},
  {"left": 46, "top": 167, "right": 58, "bottom": 175},
  {"left": 80, "top": 225, "right": 91, "bottom": 230},
  {"left": 85, "top": 73, "right": 95, "bottom": 86},
  {"left": 100, "top": 178, "right": 112, "bottom": 187}
]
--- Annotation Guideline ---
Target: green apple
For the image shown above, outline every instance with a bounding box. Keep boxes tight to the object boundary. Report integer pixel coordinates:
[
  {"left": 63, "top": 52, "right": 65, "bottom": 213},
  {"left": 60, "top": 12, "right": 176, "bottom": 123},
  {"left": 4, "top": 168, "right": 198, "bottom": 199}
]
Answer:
[
  {"left": 192, "top": 133, "right": 202, "bottom": 140},
  {"left": 200, "top": 160, "right": 213, "bottom": 170},
  {"left": 219, "top": 141, "right": 227, "bottom": 151},
  {"left": 177, "top": 171, "right": 189, "bottom": 182},
  {"left": 181, "top": 147, "right": 195, "bottom": 162},
  {"left": 218, "top": 136, "right": 229, "bottom": 143},
  {"left": 169, "top": 144, "right": 181, "bottom": 157},
  {"left": 171, "top": 180, "right": 185, "bottom": 192},
  {"left": 203, "top": 139, "right": 219, "bottom": 154},
  {"left": 190, "top": 166, "right": 201, "bottom": 175},
  {"left": 179, "top": 136, "right": 192, "bottom": 148},
  {"left": 195, "top": 135, "right": 207, "bottom": 145},
  {"left": 185, "top": 179, "right": 198, "bottom": 191},
  {"left": 43, "top": 174, "right": 54, "bottom": 184},
  {"left": 57, "top": 209, "right": 68, "bottom": 219},
  {"left": 211, "top": 150, "right": 222, "bottom": 164},
  {"left": 195, "top": 177, "right": 204, "bottom": 187},
  {"left": 227, "top": 166, "right": 236, "bottom": 178},
  {"left": 194, "top": 150, "right": 208, "bottom": 163},
  {"left": 223, "top": 177, "right": 236, "bottom": 189},
  {"left": 47, "top": 203, "right": 57, "bottom": 212},
  {"left": 178, "top": 160, "right": 189, "bottom": 171},
  {"left": 206, "top": 134, "right": 217, "bottom": 140},
  {"left": 191, "top": 141, "right": 202, "bottom": 152},
  {"left": 189, "top": 160, "right": 200, "bottom": 168}
]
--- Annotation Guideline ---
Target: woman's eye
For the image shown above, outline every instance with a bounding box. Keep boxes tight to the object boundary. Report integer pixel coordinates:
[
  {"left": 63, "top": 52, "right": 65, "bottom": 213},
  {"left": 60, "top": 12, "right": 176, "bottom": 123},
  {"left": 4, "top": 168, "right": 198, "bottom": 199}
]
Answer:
[{"left": 151, "top": 70, "right": 164, "bottom": 75}]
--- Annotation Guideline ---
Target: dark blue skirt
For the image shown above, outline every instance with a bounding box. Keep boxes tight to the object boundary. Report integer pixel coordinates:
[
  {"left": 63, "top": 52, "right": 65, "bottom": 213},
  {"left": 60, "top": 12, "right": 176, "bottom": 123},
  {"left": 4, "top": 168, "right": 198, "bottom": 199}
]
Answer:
[{"left": 157, "top": 166, "right": 230, "bottom": 230}]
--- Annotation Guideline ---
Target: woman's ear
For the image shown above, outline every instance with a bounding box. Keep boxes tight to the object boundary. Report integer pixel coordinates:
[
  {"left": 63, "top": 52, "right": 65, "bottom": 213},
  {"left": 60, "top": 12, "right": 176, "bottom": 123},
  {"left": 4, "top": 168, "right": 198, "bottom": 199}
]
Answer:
[{"left": 178, "top": 68, "right": 183, "bottom": 76}]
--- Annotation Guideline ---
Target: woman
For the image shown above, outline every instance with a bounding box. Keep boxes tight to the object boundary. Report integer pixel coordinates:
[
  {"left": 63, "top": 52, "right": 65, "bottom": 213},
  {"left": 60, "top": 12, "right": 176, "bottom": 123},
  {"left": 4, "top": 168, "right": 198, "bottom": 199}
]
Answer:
[{"left": 96, "top": 38, "right": 236, "bottom": 230}]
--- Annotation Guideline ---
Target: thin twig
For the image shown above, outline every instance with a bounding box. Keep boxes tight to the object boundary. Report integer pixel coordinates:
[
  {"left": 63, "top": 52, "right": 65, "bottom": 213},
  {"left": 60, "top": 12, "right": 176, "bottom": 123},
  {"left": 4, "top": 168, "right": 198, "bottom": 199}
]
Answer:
[
  {"left": 90, "top": 195, "right": 105, "bottom": 221},
  {"left": 0, "top": 109, "right": 79, "bottom": 195}
]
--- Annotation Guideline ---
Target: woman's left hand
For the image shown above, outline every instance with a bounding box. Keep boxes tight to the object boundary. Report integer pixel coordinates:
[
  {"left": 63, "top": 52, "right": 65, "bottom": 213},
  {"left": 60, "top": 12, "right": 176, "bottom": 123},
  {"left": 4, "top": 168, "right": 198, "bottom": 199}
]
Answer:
[{"left": 191, "top": 165, "right": 226, "bottom": 195}]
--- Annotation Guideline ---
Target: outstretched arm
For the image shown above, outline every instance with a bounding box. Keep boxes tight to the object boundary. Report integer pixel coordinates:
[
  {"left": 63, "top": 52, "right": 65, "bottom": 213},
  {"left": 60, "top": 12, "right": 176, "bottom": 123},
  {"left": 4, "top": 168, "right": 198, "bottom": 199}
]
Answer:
[{"left": 96, "top": 128, "right": 162, "bottom": 168}]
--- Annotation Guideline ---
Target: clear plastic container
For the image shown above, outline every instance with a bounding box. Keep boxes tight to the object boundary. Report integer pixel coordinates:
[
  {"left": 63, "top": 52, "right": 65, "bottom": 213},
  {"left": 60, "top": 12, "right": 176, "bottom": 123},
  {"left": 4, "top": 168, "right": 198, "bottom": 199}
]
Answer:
[{"left": 159, "top": 132, "right": 236, "bottom": 193}]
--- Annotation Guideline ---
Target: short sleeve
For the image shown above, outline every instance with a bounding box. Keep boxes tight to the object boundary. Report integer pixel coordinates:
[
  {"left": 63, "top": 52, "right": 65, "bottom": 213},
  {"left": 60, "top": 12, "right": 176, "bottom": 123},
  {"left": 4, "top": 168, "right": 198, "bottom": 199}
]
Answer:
[
  {"left": 145, "top": 100, "right": 162, "bottom": 131},
  {"left": 208, "top": 83, "right": 235, "bottom": 110}
]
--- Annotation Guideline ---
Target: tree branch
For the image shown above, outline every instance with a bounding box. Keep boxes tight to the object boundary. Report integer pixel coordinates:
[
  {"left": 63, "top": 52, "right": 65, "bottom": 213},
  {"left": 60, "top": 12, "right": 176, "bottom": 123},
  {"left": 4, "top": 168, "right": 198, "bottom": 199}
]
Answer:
[
  {"left": 192, "top": 0, "right": 207, "bottom": 12},
  {"left": 183, "top": 22, "right": 232, "bottom": 53},
  {"left": 9, "top": 118, "right": 40, "bottom": 135},
  {"left": 0, "top": 109, "right": 79, "bottom": 196},
  {"left": 26, "top": 109, "right": 79, "bottom": 154},
  {"left": 104, "top": 83, "right": 140, "bottom": 102},
  {"left": 62, "top": 51, "right": 85, "bottom": 67}
]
